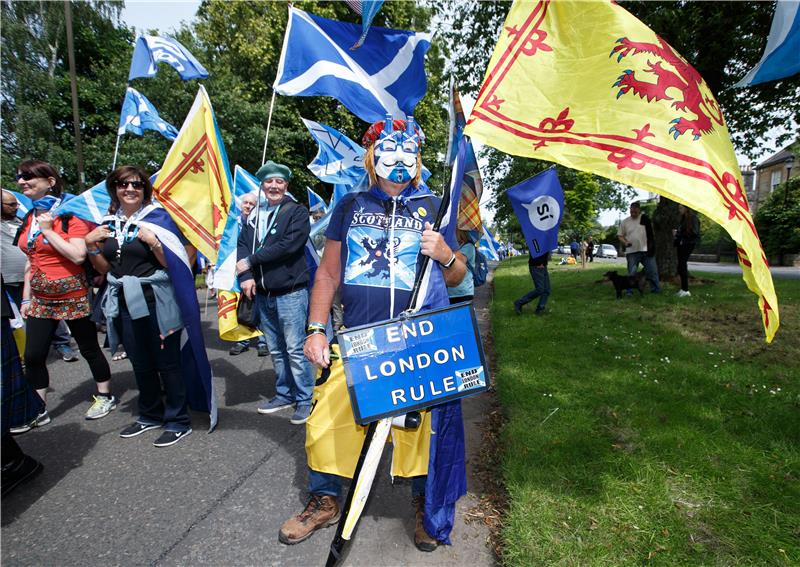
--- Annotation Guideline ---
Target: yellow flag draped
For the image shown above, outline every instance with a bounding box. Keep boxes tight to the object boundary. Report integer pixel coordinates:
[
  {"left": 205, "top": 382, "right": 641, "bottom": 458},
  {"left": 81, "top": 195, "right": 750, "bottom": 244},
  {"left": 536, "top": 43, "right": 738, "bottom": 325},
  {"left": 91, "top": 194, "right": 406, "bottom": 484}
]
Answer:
[
  {"left": 464, "top": 0, "right": 779, "bottom": 341},
  {"left": 217, "top": 290, "right": 261, "bottom": 342},
  {"left": 154, "top": 85, "right": 232, "bottom": 263}
]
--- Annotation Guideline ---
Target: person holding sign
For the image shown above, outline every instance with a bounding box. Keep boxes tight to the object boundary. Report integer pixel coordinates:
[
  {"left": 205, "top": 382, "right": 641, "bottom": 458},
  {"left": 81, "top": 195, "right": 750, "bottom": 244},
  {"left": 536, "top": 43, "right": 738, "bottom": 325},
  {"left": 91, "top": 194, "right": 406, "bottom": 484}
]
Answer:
[{"left": 281, "top": 117, "right": 466, "bottom": 551}]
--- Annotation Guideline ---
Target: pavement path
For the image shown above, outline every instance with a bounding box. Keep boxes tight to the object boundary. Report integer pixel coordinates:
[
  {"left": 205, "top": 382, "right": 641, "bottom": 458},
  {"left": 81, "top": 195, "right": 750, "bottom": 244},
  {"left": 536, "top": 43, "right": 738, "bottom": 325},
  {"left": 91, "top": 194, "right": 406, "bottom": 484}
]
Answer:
[{"left": 2, "top": 286, "right": 496, "bottom": 567}]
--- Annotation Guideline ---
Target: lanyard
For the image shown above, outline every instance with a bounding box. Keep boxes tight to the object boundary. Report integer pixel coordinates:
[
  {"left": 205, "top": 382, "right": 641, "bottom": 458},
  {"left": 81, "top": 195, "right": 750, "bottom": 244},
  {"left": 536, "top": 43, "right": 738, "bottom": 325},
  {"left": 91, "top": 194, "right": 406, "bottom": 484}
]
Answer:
[
  {"left": 27, "top": 197, "right": 62, "bottom": 250},
  {"left": 111, "top": 204, "right": 156, "bottom": 258}
]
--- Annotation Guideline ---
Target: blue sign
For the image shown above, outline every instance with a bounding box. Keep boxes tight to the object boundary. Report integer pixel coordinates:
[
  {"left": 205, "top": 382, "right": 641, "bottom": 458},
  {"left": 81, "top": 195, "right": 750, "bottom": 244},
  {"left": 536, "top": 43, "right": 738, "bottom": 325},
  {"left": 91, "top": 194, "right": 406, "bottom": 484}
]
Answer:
[{"left": 339, "top": 303, "right": 489, "bottom": 425}]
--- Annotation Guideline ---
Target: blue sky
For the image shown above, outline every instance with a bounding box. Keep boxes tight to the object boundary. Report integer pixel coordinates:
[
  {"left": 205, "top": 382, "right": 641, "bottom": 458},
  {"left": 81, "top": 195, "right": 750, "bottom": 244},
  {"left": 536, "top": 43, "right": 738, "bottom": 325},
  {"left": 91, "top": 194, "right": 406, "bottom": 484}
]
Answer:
[{"left": 121, "top": 1, "right": 201, "bottom": 34}]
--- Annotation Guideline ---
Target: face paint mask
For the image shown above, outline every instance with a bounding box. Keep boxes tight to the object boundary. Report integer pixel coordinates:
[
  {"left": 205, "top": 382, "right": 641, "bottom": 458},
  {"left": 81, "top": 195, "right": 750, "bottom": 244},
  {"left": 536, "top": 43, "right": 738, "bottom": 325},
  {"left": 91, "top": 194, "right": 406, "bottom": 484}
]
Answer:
[{"left": 373, "top": 116, "right": 420, "bottom": 184}]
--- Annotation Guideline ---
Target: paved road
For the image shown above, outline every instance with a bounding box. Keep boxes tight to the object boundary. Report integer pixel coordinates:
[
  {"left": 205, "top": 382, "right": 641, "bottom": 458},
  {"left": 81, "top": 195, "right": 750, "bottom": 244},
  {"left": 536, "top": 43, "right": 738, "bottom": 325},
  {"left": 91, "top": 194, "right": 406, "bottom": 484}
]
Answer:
[
  {"left": 2, "top": 290, "right": 495, "bottom": 567},
  {"left": 688, "top": 261, "right": 799, "bottom": 279}
]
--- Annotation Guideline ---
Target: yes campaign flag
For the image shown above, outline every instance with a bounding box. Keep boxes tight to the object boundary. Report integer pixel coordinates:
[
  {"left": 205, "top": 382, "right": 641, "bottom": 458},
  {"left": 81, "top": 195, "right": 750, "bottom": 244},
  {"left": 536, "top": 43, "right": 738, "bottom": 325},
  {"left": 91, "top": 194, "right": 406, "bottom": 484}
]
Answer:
[
  {"left": 118, "top": 87, "right": 179, "bottom": 141},
  {"left": 274, "top": 6, "right": 432, "bottom": 122},
  {"left": 506, "top": 168, "right": 564, "bottom": 257},
  {"left": 128, "top": 35, "right": 209, "bottom": 81}
]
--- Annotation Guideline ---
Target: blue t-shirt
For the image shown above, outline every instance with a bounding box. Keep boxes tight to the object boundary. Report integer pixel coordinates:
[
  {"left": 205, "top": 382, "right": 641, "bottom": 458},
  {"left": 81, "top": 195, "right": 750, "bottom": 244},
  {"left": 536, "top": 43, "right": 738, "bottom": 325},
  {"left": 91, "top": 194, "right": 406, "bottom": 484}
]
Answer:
[
  {"left": 325, "top": 185, "right": 451, "bottom": 328},
  {"left": 447, "top": 242, "right": 475, "bottom": 299}
]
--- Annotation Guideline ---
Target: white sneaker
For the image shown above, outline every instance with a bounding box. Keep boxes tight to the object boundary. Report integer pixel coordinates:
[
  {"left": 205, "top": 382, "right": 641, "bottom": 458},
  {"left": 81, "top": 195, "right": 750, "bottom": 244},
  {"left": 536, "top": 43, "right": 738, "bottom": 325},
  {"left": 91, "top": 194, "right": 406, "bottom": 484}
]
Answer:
[
  {"left": 85, "top": 395, "right": 117, "bottom": 420},
  {"left": 677, "top": 290, "right": 691, "bottom": 297}
]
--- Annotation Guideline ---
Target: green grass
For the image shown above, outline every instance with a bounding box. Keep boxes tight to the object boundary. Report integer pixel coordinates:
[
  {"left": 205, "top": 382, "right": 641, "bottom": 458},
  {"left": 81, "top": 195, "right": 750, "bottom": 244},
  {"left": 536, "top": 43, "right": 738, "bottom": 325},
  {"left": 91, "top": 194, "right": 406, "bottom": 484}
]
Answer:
[{"left": 490, "top": 258, "right": 800, "bottom": 566}]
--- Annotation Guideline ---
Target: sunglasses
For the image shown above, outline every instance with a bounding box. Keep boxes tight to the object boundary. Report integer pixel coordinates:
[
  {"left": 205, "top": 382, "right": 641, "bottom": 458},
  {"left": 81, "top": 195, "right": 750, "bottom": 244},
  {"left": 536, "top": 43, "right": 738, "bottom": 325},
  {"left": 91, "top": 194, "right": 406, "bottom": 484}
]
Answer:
[
  {"left": 115, "top": 180, "right": 145, "bottom": 190},
  {"left": 15, "top": 172, "right": 36, "bottom": 181}
]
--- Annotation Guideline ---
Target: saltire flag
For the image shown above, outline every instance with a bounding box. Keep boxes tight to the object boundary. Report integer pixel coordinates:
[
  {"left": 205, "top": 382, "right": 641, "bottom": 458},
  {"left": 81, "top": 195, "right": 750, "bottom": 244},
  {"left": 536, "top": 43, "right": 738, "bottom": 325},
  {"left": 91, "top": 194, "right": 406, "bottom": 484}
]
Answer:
[
  {"left": 154, "top": 85, "right": 233, "bottom": 264},
  {"left": 464, "top": 0, "right": 779, "bottom": 342},
  {"left": 274, "top": 6, "right": 432, "bottom": 122},
  {"left": 344, "top": 0, "right": 385, "bottom": 49},
  {"left": 307, "top": 187, "right": 328, "bottom": 213},
  {"left": 8, "top": 191, "right": 32, "bottom": 220},
  {"left": 507, "top": 168, "right": 564, "bottom": 257},
  {"left": 735, "top": 1, "right": 800, "bottom": 87},
  {"left": 138, "top": 206, "right": 218, "bottom": 431},
  {"left": 335, "top": 143, "right": 466, "bottom": 552},
  {"left": 52, "top": 173, "right": 159, "bottom": 224},
  {"left": 118, "top": 87, "right": 179, "bottom": 141},
  {"left": 446, "top": 83, "right": 484, "bottom": 232},
  {"left": 214, "top": 165, "right": 262, "bottom": 343},
  {"left": 128, "top": 35, "right": 209, "bottom": 81},
  {"left": 479, "top": 224, "right": 502, "bottom": 261},
  {"left": 302, "top": 118, "right": 367, "bottom": 187}
]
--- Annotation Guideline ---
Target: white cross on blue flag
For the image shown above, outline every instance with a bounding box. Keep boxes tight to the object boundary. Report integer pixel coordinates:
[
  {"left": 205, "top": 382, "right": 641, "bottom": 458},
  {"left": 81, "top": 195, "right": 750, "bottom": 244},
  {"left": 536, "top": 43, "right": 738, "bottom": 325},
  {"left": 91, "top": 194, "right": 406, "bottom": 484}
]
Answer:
[
  {"left": 118, "top": 87, "right": 179, "bottom": 141},
  {"left": 274, "top": 7, "right": 432, "bottom": 122},
  {"left": 128, "top": 35, "right": 209, "bottom": 81}
]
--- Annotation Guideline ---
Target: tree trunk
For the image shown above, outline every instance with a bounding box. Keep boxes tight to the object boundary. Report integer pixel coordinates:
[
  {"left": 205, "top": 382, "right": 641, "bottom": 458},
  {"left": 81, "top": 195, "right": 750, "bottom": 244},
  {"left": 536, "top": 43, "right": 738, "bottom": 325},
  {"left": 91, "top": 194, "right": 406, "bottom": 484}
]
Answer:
[{"left": 653, "top": 198, "right": 680, "bottom": 280}]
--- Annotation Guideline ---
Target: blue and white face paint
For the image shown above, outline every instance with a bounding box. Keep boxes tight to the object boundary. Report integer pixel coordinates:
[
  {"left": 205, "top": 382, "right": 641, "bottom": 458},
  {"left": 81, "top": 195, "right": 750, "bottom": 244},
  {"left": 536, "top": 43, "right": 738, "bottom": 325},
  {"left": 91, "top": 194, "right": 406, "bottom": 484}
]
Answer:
[{"left": 374, "top": 116, "right": 420, "bottom": 184}]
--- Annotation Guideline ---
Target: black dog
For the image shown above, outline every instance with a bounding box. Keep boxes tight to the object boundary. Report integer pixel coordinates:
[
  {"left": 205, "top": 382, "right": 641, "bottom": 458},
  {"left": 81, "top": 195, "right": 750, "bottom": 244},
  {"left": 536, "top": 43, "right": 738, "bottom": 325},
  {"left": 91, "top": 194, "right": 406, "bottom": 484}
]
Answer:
[{"left": 604, "top": 270, "right": 647, "bottom": 299}]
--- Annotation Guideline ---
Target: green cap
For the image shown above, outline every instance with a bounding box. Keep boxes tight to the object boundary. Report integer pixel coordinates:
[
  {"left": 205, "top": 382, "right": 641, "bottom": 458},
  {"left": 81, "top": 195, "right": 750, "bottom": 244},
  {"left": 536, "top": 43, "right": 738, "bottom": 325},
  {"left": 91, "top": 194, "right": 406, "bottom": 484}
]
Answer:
[{"left": 256, "top": 160, "right": 292, "bottom": 181}]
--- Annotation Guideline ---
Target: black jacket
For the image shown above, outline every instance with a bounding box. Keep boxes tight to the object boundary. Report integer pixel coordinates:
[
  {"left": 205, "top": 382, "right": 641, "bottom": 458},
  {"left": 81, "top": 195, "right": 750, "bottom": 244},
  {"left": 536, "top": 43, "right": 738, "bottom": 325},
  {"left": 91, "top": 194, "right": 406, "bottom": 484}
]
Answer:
[{"left": 237, "top": 195, "right": 311, "bottom": 295}]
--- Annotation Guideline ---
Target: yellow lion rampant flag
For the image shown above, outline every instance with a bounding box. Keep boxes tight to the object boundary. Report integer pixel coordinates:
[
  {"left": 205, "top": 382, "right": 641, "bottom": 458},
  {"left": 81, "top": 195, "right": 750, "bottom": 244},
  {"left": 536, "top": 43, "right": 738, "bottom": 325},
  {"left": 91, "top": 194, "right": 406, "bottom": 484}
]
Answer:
[
  {"left": 154, "top": 85, "right": 232, "bottom": 263},
  {"left": 464, "top": 0, "right": 779, "bottom": 341}
]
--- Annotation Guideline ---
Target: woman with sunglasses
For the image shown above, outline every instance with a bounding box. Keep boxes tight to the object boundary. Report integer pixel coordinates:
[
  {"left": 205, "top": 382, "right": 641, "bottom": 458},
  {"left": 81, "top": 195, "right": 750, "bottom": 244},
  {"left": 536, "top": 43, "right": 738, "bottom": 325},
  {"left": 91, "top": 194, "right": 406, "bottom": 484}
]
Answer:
[
  {"left": 84, "top": 166, "right": 206, "bottom": 447},
  {"left": 15, "top": 159, "right": 115, "bottom": 424}
]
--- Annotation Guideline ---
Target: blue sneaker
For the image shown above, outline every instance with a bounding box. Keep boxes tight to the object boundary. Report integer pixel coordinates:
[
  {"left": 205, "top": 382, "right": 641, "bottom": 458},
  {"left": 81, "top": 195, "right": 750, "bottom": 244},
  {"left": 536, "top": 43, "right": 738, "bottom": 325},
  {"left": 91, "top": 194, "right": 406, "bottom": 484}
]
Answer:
[
  {"left": 257, "top": 398, "right": 293, "bottom": 414},
  {"left": 290, "top": 404, "right": 312, "bottom": 425}
]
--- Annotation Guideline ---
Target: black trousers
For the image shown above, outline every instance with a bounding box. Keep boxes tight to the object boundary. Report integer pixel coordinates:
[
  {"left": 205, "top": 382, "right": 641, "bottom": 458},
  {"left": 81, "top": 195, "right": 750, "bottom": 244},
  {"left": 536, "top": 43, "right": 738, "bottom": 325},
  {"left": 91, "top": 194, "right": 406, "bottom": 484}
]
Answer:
[
  {"left": 24, "top": 316, "right": 110, "bottom": 391},
  {"left": 676, "top": 243, "right": 695, "bottom": 291},
  {"left": 117, "top": 303, "right": 190, "bottom": 431}
]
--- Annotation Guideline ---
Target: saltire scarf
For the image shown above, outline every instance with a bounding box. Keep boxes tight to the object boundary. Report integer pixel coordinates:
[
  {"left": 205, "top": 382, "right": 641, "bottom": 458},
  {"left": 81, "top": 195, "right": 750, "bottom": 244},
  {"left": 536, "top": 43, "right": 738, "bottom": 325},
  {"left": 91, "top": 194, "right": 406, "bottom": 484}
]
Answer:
[{"left": 136, "top": 206, "right": 218, "bottom": 431}]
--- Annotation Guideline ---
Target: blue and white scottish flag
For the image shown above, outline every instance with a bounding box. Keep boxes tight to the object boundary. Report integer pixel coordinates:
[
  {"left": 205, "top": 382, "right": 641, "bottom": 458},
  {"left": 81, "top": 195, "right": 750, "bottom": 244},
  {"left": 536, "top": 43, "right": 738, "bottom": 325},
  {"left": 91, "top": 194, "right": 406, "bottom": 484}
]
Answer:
[
  {"left": 275, "top": 7, "right": 432, "bottom": 122},
  {"left": 128, "top": 35, "right": 209, "bottom": 81},
  {"left": 307, "top": 187, "right": 328, "bottom": 214},
  {"left": 302, "top": 118, "right": 366, "bottom": 187},
  {"left": 9, "top": 191, "right": 32, "bottom": 220},
  {"left": 118, "top": 87, "right": 179, "bottom": 141},
  {"left": 506, "top": 168, "right": 564, "bottom": 257},
  {"left": 478, "top": 224, "right": 502, "bottom": 261},
  {"left": 735, "top": 1, "right": 800, "bottom": 87}
]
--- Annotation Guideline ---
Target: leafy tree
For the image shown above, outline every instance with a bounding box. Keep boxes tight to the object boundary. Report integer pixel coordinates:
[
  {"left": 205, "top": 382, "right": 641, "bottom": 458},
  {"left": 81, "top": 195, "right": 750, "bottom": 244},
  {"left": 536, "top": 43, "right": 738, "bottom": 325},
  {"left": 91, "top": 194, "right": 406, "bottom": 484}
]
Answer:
[{"left": 754, "top": 176, "right": 800, "bottom": 263}]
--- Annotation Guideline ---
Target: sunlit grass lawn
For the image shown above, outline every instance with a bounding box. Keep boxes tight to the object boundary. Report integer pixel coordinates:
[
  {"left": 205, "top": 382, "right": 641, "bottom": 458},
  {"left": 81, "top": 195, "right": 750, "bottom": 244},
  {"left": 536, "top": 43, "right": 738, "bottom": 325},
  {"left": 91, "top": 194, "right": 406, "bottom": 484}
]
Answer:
[{"left": 490, "top": 258, "right": 799, "bottom": 566}]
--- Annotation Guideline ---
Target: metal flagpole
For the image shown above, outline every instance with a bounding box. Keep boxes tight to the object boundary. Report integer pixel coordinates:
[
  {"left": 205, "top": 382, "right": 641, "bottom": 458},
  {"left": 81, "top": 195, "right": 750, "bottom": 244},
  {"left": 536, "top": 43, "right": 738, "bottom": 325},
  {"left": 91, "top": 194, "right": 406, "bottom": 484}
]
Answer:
[
  {"left": 325, "top": 158, "right": 455, "bottom": 567},
  {"left": 261, "top": 90, "right": 278, "bottom": 165},
  {"left": 111, "top": 130, "right": 123, "bottom": 171}
]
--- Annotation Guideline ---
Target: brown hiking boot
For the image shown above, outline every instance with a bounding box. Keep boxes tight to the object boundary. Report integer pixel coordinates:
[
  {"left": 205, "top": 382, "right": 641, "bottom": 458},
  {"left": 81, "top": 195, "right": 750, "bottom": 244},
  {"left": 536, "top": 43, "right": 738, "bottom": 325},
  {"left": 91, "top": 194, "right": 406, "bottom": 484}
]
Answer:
[
  {"left": 412, "top": 496, "right": 439, "bottom": 552},
  {"left": 279, "top": 494, "right": 341, "bottom": 545}
]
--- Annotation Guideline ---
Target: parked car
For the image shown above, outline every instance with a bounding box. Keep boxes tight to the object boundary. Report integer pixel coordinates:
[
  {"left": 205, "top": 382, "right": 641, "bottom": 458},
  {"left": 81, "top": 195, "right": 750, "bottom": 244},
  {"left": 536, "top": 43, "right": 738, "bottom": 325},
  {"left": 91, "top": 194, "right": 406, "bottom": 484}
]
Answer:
[
  {"left": 557, "top": 245, "right": 571, "bottom": 255},
  {"left": 596, "top": 244, "right": 618, "bottom": 258}
]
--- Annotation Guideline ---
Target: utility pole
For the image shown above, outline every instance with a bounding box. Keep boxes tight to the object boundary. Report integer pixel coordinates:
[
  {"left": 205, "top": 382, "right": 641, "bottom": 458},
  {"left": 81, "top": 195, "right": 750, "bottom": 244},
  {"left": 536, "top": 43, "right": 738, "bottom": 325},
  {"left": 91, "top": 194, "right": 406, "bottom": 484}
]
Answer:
[{"left": 64, "top": 0, "right": 85, "bottom": 190}]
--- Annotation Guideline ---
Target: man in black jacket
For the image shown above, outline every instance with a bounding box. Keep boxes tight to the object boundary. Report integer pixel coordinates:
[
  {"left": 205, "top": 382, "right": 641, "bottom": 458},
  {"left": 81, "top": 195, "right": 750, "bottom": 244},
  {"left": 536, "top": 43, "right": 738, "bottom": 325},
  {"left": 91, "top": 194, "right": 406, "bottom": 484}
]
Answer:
[{"left": 236, "top": 161, "right": 314, "bottom": 424}]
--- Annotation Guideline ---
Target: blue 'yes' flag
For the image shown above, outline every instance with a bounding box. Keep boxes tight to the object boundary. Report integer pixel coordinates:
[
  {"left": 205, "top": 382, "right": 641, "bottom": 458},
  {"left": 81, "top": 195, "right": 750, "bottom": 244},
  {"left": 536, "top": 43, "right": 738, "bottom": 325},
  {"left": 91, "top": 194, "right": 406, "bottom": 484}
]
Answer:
[
  {"left": 506, "top": 168, "right": 565, "bottom": 257},
  {"left": 128, "top": 35, "right": 209, "bottom": 81},
  {"left": 274, "top": 7, "right": 432, "bottom": 122},
  {"left": 118, "top": 87, "right": 179, "bottom": 141}
]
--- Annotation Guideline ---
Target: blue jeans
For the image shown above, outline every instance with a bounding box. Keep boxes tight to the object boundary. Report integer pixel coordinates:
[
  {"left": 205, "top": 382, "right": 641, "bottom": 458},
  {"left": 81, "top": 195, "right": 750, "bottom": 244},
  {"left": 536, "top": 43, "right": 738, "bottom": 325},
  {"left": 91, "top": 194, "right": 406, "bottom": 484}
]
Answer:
[
  {"left": 308, "top": 469, "right": 427, "bottom": 498},
  {"left": 256, "top": 289, "right": 313, "bottom": 406},
  {"left": 517, "top": 265, "right": 550, "bottom": 311},
  {"left": 626, "top": 252, "right": 661, "bottom": 292}
]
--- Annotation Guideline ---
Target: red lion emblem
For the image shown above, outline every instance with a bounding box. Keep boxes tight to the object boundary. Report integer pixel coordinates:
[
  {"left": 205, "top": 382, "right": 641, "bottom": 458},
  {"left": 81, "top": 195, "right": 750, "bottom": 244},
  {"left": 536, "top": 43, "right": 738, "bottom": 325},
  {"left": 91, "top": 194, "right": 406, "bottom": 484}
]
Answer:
[{"left": 610, "top": 36, "right": 724, "bottom": 141}]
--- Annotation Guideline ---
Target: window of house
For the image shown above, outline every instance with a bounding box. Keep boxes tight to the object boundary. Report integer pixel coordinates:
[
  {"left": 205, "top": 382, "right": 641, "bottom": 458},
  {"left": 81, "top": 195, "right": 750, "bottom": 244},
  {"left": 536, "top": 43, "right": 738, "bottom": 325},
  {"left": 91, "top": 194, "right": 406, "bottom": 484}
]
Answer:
[{"left": 771, "top": 170, "right": 782, "bottom": 191}]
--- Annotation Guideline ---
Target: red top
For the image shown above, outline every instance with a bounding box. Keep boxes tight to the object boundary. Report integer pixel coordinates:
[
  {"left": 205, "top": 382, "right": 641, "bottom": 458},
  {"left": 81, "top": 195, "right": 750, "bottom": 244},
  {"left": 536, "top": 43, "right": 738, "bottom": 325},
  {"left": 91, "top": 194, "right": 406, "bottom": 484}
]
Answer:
[{"left": 18, "top": 214, "right": 92, "bottom": 283}]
